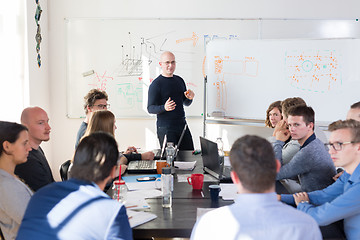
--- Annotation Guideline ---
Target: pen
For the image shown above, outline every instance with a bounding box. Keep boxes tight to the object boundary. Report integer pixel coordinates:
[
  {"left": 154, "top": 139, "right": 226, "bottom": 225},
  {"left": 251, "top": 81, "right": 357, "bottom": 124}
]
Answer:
[
  {"left": 126, "top": 205, "right": 138, "bottom": 208},
  {"left": 201, "top": 191, "right": 204, "bottom": 198}
]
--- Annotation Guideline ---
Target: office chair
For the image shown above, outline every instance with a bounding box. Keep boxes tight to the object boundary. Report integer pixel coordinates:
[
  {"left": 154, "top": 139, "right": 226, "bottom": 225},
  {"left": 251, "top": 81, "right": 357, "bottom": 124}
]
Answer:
[{"left": 59, "top": 160, "right": 71, "bottom": 181}]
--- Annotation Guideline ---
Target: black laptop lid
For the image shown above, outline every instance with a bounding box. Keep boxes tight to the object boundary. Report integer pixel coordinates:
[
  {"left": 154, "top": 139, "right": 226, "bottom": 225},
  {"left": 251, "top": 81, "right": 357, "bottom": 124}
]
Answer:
[
  {"left": 200, "top": 136, "right": 222, "bottom": 178},
  {"left": 175, "top": 123, "right": 187, "bottom": 153}
]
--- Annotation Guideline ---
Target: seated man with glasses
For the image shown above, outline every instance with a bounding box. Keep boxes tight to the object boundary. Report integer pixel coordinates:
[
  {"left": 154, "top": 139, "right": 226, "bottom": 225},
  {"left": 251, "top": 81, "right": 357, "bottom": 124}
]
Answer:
[
  {"left": 147, "top": 51, "right": 195, "bottom": 150},
  {"left": 75, "top": 88, "right": 109, "bottom": 148},
  {"left": 75, "top": 89, "right": 154, "bottom": 162},
  {"left": 279, "top": 119, "right": 360, "bottom": 240}
]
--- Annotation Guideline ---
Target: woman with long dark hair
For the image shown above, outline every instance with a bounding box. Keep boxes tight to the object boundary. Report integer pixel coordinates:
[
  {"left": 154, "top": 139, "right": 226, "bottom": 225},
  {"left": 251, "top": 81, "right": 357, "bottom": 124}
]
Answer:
[{"left": 0, "top": 121, "right": 32, "bottom": 240}]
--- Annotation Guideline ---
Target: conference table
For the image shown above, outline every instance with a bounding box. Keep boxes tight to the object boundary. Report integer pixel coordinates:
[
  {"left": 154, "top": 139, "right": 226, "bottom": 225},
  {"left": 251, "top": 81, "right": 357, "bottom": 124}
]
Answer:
[{"left": 126, "top": 151, "right": 234, "bottom": 240}]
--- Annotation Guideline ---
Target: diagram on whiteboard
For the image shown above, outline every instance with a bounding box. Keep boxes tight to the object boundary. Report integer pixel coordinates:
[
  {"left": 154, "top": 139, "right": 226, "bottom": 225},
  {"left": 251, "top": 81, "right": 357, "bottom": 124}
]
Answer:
[
  {"left": 285, "top": 50, "right": 342, "bottom": 93},
  {"left": 212, "top": 55, "right": 259, "bottom": 111},
  {"left": 87, "top": 71, "right": 114, "bottom": 91}
]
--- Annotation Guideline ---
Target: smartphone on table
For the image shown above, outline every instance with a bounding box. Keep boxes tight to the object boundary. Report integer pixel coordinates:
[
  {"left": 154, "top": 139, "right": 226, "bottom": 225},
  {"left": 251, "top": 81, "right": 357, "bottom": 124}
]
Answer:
[{"left": 136, "top": 176, "right": 156, "bottom": 182}]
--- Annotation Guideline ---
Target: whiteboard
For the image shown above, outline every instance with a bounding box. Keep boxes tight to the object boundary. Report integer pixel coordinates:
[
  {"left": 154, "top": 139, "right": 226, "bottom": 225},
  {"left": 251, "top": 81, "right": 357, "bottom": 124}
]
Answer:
[
  {"left": 65, "top": 19, "right": 259, "bottom": 118},
  {"left": 206, "top": 38, "right": 360, "bottom": 123}
]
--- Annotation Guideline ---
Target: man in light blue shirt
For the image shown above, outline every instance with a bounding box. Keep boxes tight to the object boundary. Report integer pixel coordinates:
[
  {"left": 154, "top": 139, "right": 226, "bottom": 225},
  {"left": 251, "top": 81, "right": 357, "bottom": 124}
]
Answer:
[
  {"left": 280, "top": 119, "right": 360, "bottom": 240},
  {"left": 191, "top": 135, "right": 321, "bottom": 240}
]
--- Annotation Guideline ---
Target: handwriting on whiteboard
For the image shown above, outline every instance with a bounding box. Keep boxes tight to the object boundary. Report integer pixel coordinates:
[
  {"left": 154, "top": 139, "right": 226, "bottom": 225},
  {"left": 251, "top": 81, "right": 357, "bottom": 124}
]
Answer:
[{"left": 285, "top": 50, "right": 341, "bottom": 93}]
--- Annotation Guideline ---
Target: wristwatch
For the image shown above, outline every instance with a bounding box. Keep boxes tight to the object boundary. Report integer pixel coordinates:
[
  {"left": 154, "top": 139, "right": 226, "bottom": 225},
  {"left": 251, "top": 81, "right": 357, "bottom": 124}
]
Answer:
[{"left": 300, "top": 200, "right": 309, "bottom": 204}]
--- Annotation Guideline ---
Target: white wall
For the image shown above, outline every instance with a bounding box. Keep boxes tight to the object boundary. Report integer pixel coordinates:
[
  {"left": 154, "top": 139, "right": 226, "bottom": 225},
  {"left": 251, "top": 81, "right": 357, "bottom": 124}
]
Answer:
[
  {"left": 27, "top": 0, "right": 360, "bottom": 180},
  {"left": 25, "top": 0, "right": 53, "bottom": 162}
]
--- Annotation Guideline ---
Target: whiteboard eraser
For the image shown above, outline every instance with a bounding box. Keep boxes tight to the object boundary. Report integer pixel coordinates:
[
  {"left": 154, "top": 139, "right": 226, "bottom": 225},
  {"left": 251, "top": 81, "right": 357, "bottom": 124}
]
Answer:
[{"left": 82, "top": 70, "right": 95, "bottom": 77}]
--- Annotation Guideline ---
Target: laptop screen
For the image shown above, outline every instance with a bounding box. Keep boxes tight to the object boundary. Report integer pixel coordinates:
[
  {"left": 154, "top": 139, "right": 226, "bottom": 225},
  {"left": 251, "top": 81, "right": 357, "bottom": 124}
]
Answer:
[
  {"left": 159, "top": 134, "right": 167, "bottom": 159},
  {"left": 200, "top": 136, "right": 222, "bottom": 178},
  {"left": 175, "top": 123, "right": 187, "bottom": 153}
]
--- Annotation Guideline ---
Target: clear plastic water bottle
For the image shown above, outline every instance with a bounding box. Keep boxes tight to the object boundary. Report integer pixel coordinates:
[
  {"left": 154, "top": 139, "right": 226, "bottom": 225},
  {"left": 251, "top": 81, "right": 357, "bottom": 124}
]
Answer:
[
  {"left": 162, "top": 167, "right": 172, "bottom": 208},
  {"left": 112, "top": 180, "right": 127, "bottom": 203},
  {"left": 166, "top": 142, "right": 176, "bottom": 167},
  {"left": 216, "top": 137, "right": 225, "bottom": 165}
]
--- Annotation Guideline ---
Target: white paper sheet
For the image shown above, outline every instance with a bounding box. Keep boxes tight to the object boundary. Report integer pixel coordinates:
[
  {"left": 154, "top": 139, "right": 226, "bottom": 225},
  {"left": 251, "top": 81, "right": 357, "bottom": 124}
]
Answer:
[
  {"left": 219, "top": 183, "right": 238, "bottom": 200},
  {"left": 127, "top": 209, "right": 157, "bottom": 228}
]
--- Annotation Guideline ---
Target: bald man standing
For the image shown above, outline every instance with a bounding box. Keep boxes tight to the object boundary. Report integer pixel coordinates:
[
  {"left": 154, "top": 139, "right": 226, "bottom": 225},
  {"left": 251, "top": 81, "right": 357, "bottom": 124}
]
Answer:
[
  {"left": 15, "top": 107, "right": 54, "bottom": 191},
  {"left": 147, "top": 51, "right": 195, "bottom": 150}
]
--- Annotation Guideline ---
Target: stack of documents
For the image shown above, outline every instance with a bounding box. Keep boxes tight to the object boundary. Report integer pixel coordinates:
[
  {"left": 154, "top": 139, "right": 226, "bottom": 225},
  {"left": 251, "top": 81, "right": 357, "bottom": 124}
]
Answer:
[
  {"left": 125, "top": 189, "right": 162, "bottom": 210},
  {"left": 127, "top": 209, "right": 157, "bottom": 228},
  {"left": 120, "top": 175, "right": 162, "bottom": 227},
  {"left": 174, "top": 161, "right": 196, "bottom": 170}
]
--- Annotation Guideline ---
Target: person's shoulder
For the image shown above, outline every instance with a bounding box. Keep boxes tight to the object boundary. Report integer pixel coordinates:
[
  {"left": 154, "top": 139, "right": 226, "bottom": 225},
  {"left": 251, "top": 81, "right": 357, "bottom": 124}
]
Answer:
[
  {"left": 276, "top": 202, "right": 318, "bottom": 224},
  {"left": 197, "top": 205, "right": 231, "bottom": 225},
  {"left": 173, "top": 74, "right": 185, "bottom": 81},
  {"left": 0, "top": 171, "right": 28, "bottom": 192},
  {"left": 152, "top": 75, "right": 163, "bottom": 83},
  {"left": 33, "top": 181, "right": 62, "bottom": 195},
  {"left": 79, "top": 121, "right": 87, "bottom": 128},
  {"left": 287, "top": 139, "right": 300, "bottom": 146}
]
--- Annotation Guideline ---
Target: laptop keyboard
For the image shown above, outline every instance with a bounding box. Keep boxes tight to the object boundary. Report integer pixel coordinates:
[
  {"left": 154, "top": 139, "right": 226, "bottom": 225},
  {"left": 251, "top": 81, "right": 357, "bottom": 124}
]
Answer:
[{"left": 132, "top": 160, "right": 155, "bottom": 169}]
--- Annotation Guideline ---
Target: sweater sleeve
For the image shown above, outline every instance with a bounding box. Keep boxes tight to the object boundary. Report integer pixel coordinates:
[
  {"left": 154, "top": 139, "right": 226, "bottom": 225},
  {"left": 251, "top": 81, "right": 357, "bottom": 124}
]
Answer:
[
  {"left": 272, "top": 140, "right": 285, "bottom": 164},
  {"left": 123, "top": 153, "right": 142, "bottom": 162},
  {"left": 0, "top": 178, "right": 32, "bottom": 225},
  {"left": 147, "top": 80, "right": 166, "bottom": 114},
  {"left": 276, "top": 149, "right": 312, "bottom": 180},
  {"left": 298, "top": 182, "right": 360, "bottom": 226}
]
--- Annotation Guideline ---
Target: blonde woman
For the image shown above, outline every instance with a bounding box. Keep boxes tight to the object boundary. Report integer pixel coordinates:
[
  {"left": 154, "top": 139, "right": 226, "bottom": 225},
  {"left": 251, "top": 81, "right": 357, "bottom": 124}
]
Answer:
[{"left": 80, "top": 110, "right": 154, "bottom": 175}]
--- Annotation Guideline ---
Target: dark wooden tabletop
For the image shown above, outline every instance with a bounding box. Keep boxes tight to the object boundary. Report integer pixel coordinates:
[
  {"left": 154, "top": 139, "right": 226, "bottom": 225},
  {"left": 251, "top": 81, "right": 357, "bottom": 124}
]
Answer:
[{"left": 131, "top": 150, "right": 234, "bottom": 239}]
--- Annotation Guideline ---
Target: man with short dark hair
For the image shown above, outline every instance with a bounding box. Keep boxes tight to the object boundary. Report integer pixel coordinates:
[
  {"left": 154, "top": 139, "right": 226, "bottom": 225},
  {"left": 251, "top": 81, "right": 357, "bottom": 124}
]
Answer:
[
  {"left": 280, "top": 119, "right": 360, "bottom": 240},
  {"left": 347, "top": 101, "right": 360, "bottom": 121},
  {"left": 191, "top": 135, "right": 322, "bottom": 240},
  {"left": 15, "top": 107, "right": 54, "bottom": 191},
  {"left": 76, "top": 89, "right": 154, "bottom": 161},
  {"left": 17, "top": 132, "right": 133, "bottom": 239},
  {"left": 75, "top": 88, "right": 109, "bottom": 148},
  {"left": 275, "top": 105, "right": 336, "bottom": 192}
]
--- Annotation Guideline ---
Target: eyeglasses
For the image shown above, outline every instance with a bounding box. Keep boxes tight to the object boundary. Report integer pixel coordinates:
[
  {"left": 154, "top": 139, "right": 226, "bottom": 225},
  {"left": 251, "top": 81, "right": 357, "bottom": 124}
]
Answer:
[
  {"left": 162, "top": 61, "right": 176, "bottom": 66},
  {"left": 325, "top": 141, "right": 356, "bottom": 151},
  {"left": 93, "top": 104, "right": 110, "bottom": 109}
]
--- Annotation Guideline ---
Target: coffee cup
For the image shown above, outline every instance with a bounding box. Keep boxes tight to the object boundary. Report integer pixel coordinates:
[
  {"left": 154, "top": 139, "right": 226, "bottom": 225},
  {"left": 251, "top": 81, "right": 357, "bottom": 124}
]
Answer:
[
  {"left": 156, "top": 160, "right": 169, "bottom": 174},
  {"left": 187, "top": 173, "right": 204, "bottom": 190},
  {"left": 209, "top": 185, "right": 221, "bottom": 202}
]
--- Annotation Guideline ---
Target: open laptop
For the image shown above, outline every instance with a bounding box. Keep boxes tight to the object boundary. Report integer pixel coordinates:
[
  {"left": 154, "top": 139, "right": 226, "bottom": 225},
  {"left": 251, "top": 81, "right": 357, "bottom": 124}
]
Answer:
[
  {"left": 127, "top": 124, "right": 187, "bottom": 173},
  {"left": 200, "top": 136, "right": 232, "bottom": 183}
]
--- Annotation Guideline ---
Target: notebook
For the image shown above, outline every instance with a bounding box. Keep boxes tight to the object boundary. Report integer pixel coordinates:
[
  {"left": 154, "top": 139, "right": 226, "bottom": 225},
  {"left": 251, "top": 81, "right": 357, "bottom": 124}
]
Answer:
[{"left": 200, "top": 136, "right": 232, "bottom": 183}]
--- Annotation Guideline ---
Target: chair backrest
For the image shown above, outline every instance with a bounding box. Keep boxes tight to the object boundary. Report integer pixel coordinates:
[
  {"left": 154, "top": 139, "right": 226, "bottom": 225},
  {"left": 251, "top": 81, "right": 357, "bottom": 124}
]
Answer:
[
  {"left": 0, "top": 226, "right": 5, "bottom": 240},
  {"left": 59, "top": 160, "right": 71, "bottom": 181}
]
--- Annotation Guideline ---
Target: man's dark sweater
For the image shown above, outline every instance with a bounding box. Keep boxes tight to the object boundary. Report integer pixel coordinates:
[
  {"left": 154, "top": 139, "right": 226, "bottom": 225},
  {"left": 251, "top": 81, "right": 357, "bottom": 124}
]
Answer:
[
  {"left": 147, "top": 74, "right": 192, "bottom": 125},
  {"left": 15, "top": 147, "right": 55, "bottom": 191}
]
